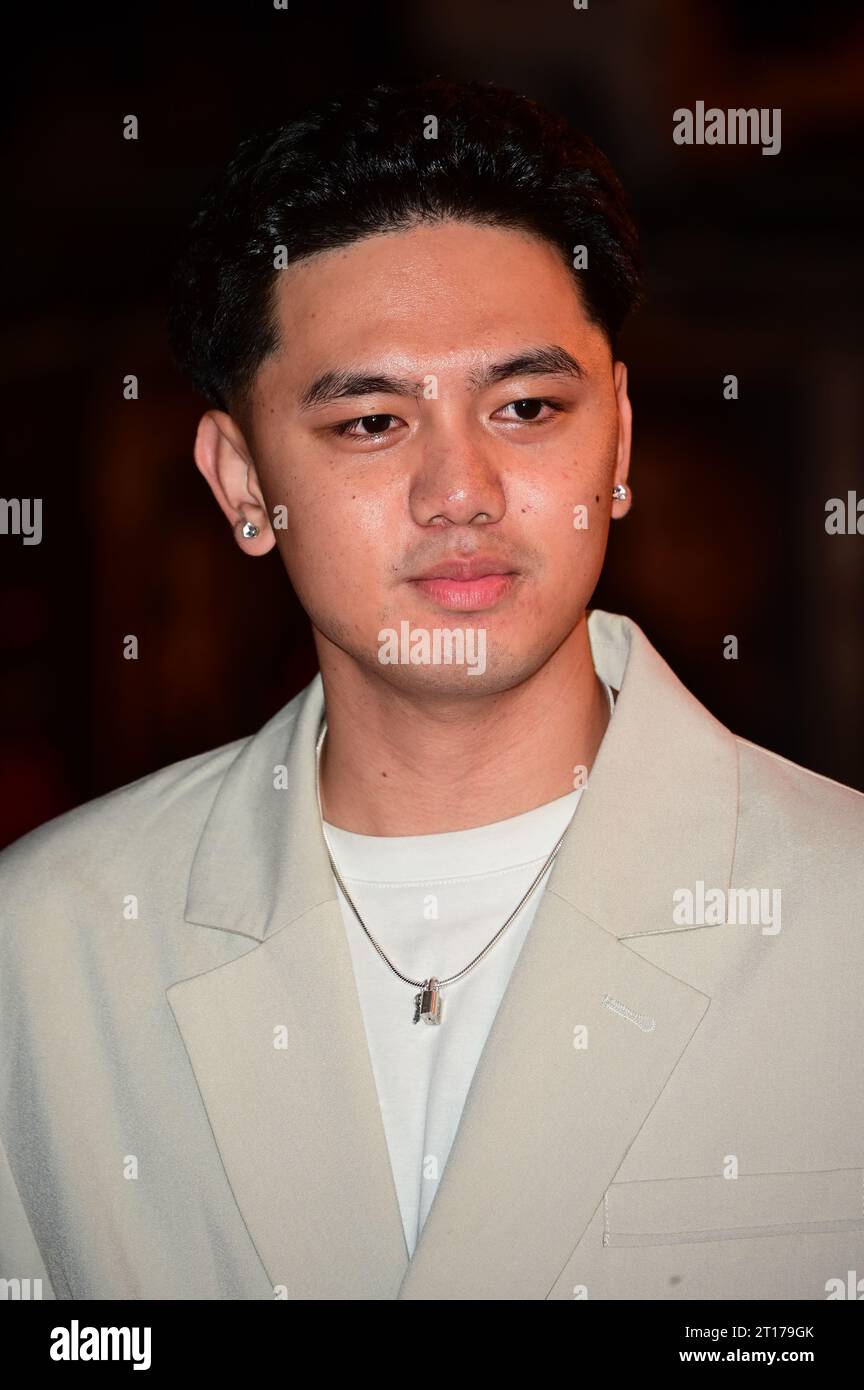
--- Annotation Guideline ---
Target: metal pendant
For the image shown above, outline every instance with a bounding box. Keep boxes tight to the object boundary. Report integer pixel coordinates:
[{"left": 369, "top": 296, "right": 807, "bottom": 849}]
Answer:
[{"left": 413, "top": 977, "right": 443, "bottom": 1025}]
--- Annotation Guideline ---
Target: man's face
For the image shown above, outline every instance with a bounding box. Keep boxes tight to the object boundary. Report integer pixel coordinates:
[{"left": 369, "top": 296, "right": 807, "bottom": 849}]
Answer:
[{"left": 240, "top": 219, "right": 631, "bottom": 694}]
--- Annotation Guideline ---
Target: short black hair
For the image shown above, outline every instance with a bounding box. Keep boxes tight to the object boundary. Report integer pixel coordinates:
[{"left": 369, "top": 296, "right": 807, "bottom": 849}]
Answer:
[{"left": 168, "top": 77, "right": 643, "bottom": 419}]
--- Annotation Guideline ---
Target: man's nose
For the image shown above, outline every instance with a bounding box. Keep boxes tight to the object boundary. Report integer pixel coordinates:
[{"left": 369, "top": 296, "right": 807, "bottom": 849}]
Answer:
[{"left": 408, "top": 436, "right": 507, "bottom": 527}]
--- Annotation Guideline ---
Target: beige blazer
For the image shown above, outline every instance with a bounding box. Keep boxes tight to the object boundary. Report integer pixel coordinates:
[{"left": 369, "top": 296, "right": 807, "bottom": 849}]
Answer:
[{"left": 1, "top": 609, "right": 862, "bottom": 1301}]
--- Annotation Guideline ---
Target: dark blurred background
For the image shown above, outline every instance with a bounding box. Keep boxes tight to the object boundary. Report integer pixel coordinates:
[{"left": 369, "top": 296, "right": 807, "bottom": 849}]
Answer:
[{"left": 2, "top": 0, "right": 863, "bottom": 846}]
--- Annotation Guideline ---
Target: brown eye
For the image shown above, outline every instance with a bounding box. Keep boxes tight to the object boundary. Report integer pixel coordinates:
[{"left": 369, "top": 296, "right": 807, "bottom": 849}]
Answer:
[
  {"left": 332, "top": 413, "right": 400, "bottom": 438},
  {"left": 494, "top": 397, "right": 563, "bottom": 424},
  {"left": 358, "top": 414, "right": 393, "bottom": 433}
]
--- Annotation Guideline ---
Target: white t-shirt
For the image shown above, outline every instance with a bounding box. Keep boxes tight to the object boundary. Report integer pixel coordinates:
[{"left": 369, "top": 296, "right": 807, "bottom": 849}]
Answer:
[{"left": 322, "top": 786, "right": 584, "bottom": 1258}]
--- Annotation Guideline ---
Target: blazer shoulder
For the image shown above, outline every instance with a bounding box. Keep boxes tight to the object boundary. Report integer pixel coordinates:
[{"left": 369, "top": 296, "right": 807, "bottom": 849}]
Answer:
[
  {"left": 734, "top": 732, "right": 864, "bottom": 852},
  {"left": 0, "top": 718, "right": 278, "bottom": 906}
]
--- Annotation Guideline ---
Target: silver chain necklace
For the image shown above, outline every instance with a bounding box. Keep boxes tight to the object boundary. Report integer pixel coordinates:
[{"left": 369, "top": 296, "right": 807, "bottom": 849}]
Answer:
[{"left": 314, "top": 678, "right": 615, "bottom": 1026}]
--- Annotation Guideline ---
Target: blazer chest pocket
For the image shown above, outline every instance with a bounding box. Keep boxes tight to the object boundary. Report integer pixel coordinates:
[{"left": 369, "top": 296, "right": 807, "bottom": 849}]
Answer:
[{"left": 603, "top": 1167, "right": 864, "bottom": 1247}]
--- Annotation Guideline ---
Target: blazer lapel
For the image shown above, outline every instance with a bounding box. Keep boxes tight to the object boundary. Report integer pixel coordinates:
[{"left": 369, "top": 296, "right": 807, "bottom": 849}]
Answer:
[
  {"left": 397, "top": 610, "right": 739, "bottom": 1298},
  {"left": 168, "top": 671, "right": 410, "bottom": 1299},
  {"left": 396, "top": 895, "right": 711, "bottom": 1299}
]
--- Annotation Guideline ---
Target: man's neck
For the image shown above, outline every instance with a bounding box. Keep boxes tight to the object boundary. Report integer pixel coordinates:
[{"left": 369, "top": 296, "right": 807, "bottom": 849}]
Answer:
[{"left": 316, "top": 615, "right": 611, "bottom": 837}]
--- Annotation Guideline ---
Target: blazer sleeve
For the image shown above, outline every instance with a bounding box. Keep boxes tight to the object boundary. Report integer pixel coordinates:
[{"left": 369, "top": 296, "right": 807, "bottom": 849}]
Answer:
[{"left": 0, "top": 1130, "right": 57, "bottom": 1299}]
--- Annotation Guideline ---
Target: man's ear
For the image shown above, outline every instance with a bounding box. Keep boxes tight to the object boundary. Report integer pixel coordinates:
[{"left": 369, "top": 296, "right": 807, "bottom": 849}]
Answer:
[
  {"left": 611, "top": 360, "right": 633, "bottom": 519},
  {"left": 193, "top": 410, "right": 275, "bottom": 553}
]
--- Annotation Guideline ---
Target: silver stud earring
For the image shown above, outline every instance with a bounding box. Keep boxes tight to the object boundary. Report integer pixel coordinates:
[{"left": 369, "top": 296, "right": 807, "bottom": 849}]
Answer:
[
  {"left": 612, "top": 483, "right": 628, "bottom": 502},
  {"left": 240, "top": 520, "right": 259, "bottom": 539}
]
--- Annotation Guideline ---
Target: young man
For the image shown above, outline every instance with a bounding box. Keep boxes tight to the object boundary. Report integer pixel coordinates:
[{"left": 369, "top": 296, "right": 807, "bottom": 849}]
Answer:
[{"left": 1, "top": 79, "right": 862, "bottom": 1302}]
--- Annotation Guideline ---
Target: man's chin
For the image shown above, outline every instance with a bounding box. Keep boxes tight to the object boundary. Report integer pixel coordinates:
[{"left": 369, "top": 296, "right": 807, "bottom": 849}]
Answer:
[{"left": 364, "top": 635, "right": 556, "bottom": 699}]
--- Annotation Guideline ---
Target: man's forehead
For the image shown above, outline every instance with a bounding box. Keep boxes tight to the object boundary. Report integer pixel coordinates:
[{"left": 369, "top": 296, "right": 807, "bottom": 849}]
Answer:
[{"left": 268, "top": 221, "right": 588, "bottom": 328}]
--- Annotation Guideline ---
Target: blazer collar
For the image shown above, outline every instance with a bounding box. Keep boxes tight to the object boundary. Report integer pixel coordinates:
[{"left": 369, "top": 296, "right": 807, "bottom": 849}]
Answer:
[
  {"left": 170, "top": 609, "right": 739, "bottom": 1298},
  {"left": 184, "top": 607, "right": 737, "bottom": 944}
]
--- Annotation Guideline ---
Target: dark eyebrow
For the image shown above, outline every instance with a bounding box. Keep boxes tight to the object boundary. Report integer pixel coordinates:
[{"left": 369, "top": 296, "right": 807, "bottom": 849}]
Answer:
[
  {"left": 298, "top": 344, "right": 586, "bottom": 411},
  {"left": 299, "top": 370, "right": 424, "bottom": 411},
  {"left": 467, "top": 345, "right": 586, "bottom": 391}
]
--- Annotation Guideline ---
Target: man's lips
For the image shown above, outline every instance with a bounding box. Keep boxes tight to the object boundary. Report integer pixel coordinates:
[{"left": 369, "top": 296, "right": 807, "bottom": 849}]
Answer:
[
  {"left": 411, "top": 574, "right": 516, "bottom": 610},
  {"left": 407, "top": 558, "right": 520, "bottom": 611},
  {"left": 408, "top": 556, "right": 517, "bottom": 582}
]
